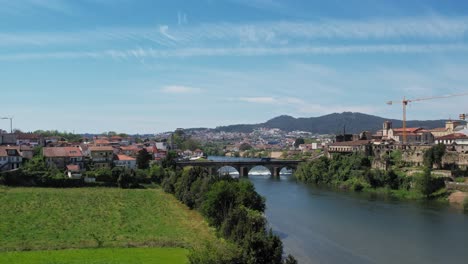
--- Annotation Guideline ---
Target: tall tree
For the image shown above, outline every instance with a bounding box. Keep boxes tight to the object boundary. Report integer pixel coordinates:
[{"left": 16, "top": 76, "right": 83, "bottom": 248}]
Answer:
[
  {"left": 136, "top": 148, "right": 152, "bottom": 169},
  {"left": 294, "top": 138, "right": 305, "bottom": 148}
]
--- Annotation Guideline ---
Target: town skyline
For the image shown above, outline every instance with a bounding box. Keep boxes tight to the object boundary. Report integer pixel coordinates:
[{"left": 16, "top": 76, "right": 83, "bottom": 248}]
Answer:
[{"left": 2, "top": 0, "right": 468, "bottom": 133}]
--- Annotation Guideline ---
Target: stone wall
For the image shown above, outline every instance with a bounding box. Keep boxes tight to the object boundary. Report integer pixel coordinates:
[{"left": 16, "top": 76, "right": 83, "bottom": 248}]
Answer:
[{"left": 446, "top": 181, "right": 468, "bottom": 192}]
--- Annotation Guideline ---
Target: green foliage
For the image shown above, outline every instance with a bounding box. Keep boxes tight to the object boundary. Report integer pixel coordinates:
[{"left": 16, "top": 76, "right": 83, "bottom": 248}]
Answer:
[
  {"left": 34, "top": 130, "right": 83, "bottom": 142},
  {"left": 202, "top": 143, "right": 224, "bottom": 156},
  {"left": 239, "top": 143, "right": 253, "bottom": 151},
  {"left": 0, "top": 188, "right": 223, "bottom": 252},
  {"left": 296, "top": 154, "right": 415, "bottom": 195},
  {"left": 188, "top": 241, "right": 241, "bottom": 264},
  {"left": 149, "top": 165, "right": 165, "bottom": 183},
  {"left": 415, "top": 168, "right": 444, "bottom": 198},
  {"left": 388, "top": 150, "right": 405, "bottom": 167},
  {"left": 284, "top": 254, "right": 298, "bottom": 264},
  {"left": 92, "top": 168, "right": 113, "bottom": 182},
  {"left": 171, "top": 131, "right": 201, "bottom": 151},
  {"left": 423, "top": 144, "right": 446, "bottom": 169},
  {"left": 160, "top": 167, "right": 294, "bottom": 264},
  {"left": 293, "top": 138, "right": 305, "bottom": 148},
  {"left": 0, "top": 248, "right": 189, "bottom": 264},
  {"left": 112, "top": 167, "right": 138, "bottom": 189},
  {"left": 136, "top": 148, "right": 152, "bottom": 169},
  {"left": 161, "top": 151, "right": 178, "bottom": 169}
]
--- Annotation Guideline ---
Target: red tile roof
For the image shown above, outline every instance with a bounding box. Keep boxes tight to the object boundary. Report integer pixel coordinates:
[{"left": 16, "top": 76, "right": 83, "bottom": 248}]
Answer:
[
  {"left": 0, "top": 147, "right": 20, "bottom": 157},
  {"left": 89, "top": 146, "right": 114, "bottom": 152},
  {"left": 94, "top": 139, "right": 110, "bottom": 145},
  {"left": 116, "top": 154, "right": 136, "bottom": 161},
  {"left": 392, "top": 128, "right": 423, "bottom": 133},
  {"left": 330, "top": 140, "right": 371, "bottom": 146},
  {"left": 429, "top": 127, "right": 448, "bottom": 132},
  {"left": 436, "top": 133, "right": 468, "bottom": 140},
  {"left": 66, "top": 164, "right": 80, "bottom": 171},
  {"left": 43, "top": 147, "right": 83, "bottom": 157}
]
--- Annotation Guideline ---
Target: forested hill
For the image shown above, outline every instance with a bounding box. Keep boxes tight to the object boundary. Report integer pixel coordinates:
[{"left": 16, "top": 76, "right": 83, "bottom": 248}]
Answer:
[{"left": 212, "top": 112, "right": 451, "bottom": 134}]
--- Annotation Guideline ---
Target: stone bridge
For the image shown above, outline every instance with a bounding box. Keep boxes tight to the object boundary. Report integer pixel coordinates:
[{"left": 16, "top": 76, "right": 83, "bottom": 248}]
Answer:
[{"left": 175, "top": 159, "right": 302, "bottom": 177}]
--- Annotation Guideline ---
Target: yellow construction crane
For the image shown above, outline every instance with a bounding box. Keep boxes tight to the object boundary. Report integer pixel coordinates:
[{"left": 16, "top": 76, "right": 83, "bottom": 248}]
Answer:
[{"left": 387, "top": 92, "right": 468, "bottom": 144}]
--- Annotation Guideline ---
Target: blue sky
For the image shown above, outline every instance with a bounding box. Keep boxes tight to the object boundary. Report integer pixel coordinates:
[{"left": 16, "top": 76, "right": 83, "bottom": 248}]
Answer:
[{"left": 2, "top": 0, "right": 468, "bottom": 133}]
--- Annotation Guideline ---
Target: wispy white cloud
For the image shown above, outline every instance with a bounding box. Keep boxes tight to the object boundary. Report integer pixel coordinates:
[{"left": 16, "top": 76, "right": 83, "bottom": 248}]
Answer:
[
  {"left": 177, "top": 11, "right": 188, "bottom": 25},
  {"left": 239, "top": 97, "right": 277, "bottom": 103},
  {"left": 1, "top": 43, "right": 467, "bottom": 61},
  {"left": 159, "top": 25, "right": 177, "bottom": 41},
  {"left": 160, "top": 85, "right": 202, "bottom": 94},
  {"left": 1, "top": 15, "right": 468, "bottom": 47},
  {"left": 0, "top": 0, "right": 74, "bottom": 15},
  {"left": 238, "top": 96, "right": 379, "bottom": 115}
]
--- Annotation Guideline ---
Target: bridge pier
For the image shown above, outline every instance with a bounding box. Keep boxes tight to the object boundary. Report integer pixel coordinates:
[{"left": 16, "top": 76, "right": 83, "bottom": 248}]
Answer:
[
  {"left": 239, "top": 167, "right": 249, "bottom": 177},
  {"left": 272, "top": 167, "right": 281, "bottom": 178},
  {"left": 207, "top": 167, "right": 215, "bottom": 176}
]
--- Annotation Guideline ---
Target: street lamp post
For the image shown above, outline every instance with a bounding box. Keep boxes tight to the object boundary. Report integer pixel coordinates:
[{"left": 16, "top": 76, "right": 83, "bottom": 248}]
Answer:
[{"left": 0, "top": 117, "right": 13, "bottom": 133}]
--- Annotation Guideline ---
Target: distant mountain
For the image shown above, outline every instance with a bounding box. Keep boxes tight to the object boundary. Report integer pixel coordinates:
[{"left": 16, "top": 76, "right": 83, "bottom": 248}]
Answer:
[{"left": 212, "top": 112, "right": 455, "bottom": 134}]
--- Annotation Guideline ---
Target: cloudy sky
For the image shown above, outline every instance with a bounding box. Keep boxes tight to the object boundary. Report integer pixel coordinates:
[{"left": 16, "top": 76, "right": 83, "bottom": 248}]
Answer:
[{"left": 2, "top": 0, "right": 468, "bottom": 133}]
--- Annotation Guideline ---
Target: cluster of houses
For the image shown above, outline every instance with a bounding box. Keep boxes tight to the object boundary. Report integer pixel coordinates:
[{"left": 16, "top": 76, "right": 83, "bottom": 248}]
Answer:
[
  {"left": 326, "top": 120, "right": 468, "bottom": 169},
  {"left": 0, "top": 134, "right": 171, "bottom": 177}
]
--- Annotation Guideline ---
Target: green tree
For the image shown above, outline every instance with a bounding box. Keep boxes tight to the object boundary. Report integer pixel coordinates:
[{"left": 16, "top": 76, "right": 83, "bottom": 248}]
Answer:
[
  {"left": 417, "top": 168, "right": 433, "bottom": 197},
  {"left": 161, "top": 150, "right": 178, "bottom": 169},
  {"left": 114, "top": 167, "right": 137, "bottom": 188},
  {"left": 424, "top": 144, "right": 446, "bottom": 169},
  {"left": 136, "top": 148, "right": 152, "bottom": 169},
  {"left": 294, "top": 138, "right": 305, "bottom": 148},
  {"left": 239, "top": 143, "right": 253, "bottom": 151}
]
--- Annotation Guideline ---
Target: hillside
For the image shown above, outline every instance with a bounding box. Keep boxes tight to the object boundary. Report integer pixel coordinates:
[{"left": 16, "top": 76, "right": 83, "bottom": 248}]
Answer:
[
  {"left": 0, "top": 187, "right": 227, "bottom": 263},
  {"left": 213, "top": 112, "right": 452, "bottom": 134}
]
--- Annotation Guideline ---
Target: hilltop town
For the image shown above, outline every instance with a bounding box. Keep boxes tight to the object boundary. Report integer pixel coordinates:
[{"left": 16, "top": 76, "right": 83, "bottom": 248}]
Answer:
[{"left": 1, "top": 117, "right": 468, "bottom": 178}]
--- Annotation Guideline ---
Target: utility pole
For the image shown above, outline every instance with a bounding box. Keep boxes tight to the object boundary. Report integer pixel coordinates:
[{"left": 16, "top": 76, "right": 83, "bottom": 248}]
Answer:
[{"left": 1, "top": 117, "right": 13, "bottom": 133}]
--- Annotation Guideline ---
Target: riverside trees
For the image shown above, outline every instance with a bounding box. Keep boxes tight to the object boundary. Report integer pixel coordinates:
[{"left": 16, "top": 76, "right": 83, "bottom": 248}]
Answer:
[
  {"left": 160, "top": 166, "right": 296, "bottom": 264},
  {"left": 295, "top": 153, "right": 444, "bottom": 198}
]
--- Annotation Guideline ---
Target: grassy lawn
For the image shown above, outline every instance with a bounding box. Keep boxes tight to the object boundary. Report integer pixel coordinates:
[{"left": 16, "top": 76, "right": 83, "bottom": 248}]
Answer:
[
  {"left": 0, "top": 187, "right": 218, "bottom": 253},
  {"left": 0, "top": 247, "right": 188, "bottom": 264}
]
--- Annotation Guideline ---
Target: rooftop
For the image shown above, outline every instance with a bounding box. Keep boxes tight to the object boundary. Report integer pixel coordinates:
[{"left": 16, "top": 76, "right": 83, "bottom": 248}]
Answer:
[{"left": 43, "top": 147, "right": 83, "bottom": 157}]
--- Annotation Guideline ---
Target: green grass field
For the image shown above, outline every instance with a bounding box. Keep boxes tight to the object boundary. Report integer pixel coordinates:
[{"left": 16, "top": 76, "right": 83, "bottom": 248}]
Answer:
[
  {"left": 0, "top": 247, "right": 188, "bottom": 264},
  {"left": 0, "top": 187, "right": 221, "bottom": 263}
]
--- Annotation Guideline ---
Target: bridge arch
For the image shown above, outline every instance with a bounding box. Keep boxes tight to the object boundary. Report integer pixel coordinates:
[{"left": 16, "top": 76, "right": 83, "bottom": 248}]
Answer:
[
  {"left": 248, "top": 165, "right": 272, "bottom": 177},
  {"left": 217, "top": 166, "right": 240, "bottom": 177},
  {"left": 280, "top": 167, "right": 294, "bottom": 175}
]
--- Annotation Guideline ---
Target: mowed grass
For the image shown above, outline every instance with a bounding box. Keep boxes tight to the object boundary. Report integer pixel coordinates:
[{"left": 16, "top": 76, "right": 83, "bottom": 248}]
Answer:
[
  {"left": 0, "top": 187, "right": 218, "bottom": 252},
  {"left": 0, "top": 247, "right": 188, "bottom": 264}
]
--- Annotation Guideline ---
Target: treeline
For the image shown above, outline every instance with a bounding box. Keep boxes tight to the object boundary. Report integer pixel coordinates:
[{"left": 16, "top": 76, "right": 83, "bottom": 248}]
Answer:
[
  {"left": 160, "top": 166, "right": 297, "bottom": 264},
  {"left": 295, "top": 152, "right": 446, "bottom": 198},
  {"left": 33, "top": 130, "right": 84, "bottom": 142}
]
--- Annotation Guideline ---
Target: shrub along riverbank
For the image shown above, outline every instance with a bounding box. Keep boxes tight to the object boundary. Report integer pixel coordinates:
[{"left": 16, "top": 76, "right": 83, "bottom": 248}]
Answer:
[
  {"left": 160, "top": 166, "right": 297, "bottom": 264},
  {"left": 294, "top": 153, "right": 448, "bottom": 200}
]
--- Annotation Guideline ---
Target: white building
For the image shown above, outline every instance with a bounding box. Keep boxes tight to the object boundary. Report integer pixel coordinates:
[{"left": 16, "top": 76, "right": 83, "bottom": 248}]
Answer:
[
  {"left": 0, "top": 147, "right": 23, "bottom": 171},
  {"left": 114, "top": 154, "right": 136, "bottom": 169}
]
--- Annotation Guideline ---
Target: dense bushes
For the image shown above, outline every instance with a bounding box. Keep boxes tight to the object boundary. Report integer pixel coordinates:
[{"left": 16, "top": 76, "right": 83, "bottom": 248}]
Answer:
[
  {"left": 423, "top": 144, "right": 446, "bottom": 169},
  {"left": 295, "top": 153, "right": 444, "bottom": 198},
  {"left": 160, "top": 166, "right": 295, "bottom": 264}
]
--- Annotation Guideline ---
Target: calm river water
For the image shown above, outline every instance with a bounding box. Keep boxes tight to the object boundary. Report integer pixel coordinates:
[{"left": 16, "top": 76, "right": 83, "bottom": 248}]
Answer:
[
  {"left": 206, "top": 156, "right": 468, "bottom": 263},
  {"left": 250, "top": 175, "right": 468, "bottom": 264}
]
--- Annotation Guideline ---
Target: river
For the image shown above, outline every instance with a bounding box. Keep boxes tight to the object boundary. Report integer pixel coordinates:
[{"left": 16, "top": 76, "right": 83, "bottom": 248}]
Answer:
[
  {"left": 207, "top": 156, "right": 468, "bottom": 264},
  {"left": 251, "top": 175, "right": 468, "bottom": 264}
]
